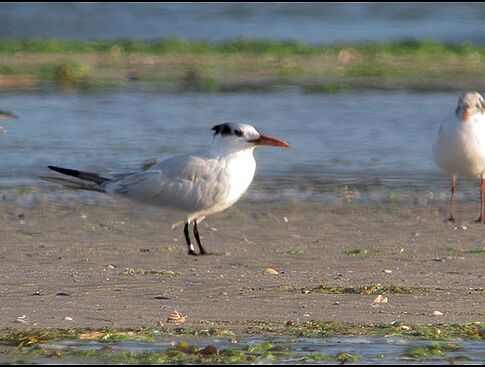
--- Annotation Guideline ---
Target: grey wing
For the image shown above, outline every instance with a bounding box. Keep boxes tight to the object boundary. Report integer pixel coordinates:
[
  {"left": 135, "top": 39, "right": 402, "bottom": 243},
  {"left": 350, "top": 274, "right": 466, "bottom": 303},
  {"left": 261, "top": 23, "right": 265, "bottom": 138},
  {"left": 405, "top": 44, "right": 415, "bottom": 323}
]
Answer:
[
  {"left": 433, "top": 120, "right": 446, "bottom": 156},
  {"left": 433, "top": 117, "right": 453, "bottom": 156},
  {"left": 105, "top": 154, "right": 228, "bottom": 212}
]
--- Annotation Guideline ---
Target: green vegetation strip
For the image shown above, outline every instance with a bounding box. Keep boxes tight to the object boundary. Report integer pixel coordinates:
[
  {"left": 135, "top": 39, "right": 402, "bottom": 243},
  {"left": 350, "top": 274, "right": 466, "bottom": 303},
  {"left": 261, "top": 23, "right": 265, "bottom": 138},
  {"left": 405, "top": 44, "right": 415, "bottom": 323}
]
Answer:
[
  {"left": 343, "top": 247, "right": 372, "bottom": 255},
  {"left": 442, "top": 247, "right": 485, "bottom": 255},
  {"left": 299, "top": 282, "right": 418, "bottom": 295},
  {"left": 1, "top": 38, "right": 484, "bottom": 57},
  {"left": 402, "top": 342, "right": 462, "bottom": 360},
  {"left": 1, "top": 341, "right": 474, "bottom": 364},
  {"left": 2, "top": 339, "right": 362, "bottom": 364},
  {"left": 0, "top": 322, "right": 483, "bottom": 364},
  {"left": 1, "top": 321, "right": 483, "bottom": 347},
  {"left": 0, "top": 38, "right": 484, "bottom": 91}
]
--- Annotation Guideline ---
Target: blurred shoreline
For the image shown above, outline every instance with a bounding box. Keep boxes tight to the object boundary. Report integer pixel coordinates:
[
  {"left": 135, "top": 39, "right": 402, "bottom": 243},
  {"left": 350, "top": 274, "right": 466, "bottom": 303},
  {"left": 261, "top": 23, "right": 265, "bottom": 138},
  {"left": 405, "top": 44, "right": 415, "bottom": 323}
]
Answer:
[{"left": 0, "top": 38, "right": 484, "bottom": 93}]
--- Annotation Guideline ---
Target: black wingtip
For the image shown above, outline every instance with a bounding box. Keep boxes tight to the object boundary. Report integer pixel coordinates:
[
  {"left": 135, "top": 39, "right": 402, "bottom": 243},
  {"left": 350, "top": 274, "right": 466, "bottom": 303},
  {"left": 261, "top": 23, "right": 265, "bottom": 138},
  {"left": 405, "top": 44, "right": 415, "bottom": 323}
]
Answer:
[
  {"left": 48, "top": 165, "right": 110, "bottom": 185},
  {"left": 48, "top": 165, "right": 80, "bottom": 177}
]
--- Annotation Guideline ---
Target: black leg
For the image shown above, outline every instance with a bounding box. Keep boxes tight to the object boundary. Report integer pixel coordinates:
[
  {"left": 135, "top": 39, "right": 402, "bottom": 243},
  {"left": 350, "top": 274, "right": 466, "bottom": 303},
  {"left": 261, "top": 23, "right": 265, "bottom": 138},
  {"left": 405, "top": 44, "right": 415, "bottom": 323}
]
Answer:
[
  {"left": 183, "top": 222, "right": 197, "bottom": 256},
  {"left": 193, "top": 220, "right": 207, "bottom": 255}
]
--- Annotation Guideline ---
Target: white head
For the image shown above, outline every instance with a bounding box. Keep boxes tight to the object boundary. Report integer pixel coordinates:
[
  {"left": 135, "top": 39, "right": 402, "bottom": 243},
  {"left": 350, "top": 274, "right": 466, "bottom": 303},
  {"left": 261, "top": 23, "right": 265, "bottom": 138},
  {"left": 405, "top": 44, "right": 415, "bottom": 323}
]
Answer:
[
  {"left": 211, "top": 123, "right": 289, "bottom": 150},
  {"left": 456, "top": 91, "right": 485, "bottom": 121}
]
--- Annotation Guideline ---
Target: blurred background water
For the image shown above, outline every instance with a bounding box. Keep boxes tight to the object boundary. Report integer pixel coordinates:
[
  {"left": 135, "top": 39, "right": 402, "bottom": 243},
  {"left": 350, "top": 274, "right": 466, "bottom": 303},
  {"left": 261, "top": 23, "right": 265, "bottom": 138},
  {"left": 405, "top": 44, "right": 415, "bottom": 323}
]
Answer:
[
  {"left": 1, "top": 3, "right": 484, "bottom": 204},
  {"left": 0, "top": 88, "right": 472, "bottom": 204},
  {"left": 0, "top": 3, "right": 484, "bottom": 44}
]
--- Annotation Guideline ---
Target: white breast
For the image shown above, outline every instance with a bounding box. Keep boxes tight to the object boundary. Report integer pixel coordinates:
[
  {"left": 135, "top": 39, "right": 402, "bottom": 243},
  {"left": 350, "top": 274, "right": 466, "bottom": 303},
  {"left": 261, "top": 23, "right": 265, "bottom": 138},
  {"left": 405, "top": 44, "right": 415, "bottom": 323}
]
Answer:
[
  {"left": 174, "top": 147, "right": 256, "bottom": 221},
  {"left": 434, "top": 114, "right": 485, "bottom": 177},
  {"left": 223, "top": 149, "right": 256, "bottom": 207}
]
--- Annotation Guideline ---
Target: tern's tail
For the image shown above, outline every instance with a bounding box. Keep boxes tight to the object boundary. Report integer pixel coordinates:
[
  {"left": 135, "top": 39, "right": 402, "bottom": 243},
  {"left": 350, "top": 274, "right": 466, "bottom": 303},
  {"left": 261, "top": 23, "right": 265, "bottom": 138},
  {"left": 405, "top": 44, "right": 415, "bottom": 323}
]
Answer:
[{"left": 40, "top": 165, "right": 112, "bottom": 192}]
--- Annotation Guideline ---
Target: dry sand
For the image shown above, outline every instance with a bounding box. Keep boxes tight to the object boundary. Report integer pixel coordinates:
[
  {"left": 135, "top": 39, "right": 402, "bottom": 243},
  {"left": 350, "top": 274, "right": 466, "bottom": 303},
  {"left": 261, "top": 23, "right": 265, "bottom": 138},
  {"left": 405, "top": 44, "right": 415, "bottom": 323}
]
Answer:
[{"left": 0, "top": 197, "right": 483, "bottom": 329}]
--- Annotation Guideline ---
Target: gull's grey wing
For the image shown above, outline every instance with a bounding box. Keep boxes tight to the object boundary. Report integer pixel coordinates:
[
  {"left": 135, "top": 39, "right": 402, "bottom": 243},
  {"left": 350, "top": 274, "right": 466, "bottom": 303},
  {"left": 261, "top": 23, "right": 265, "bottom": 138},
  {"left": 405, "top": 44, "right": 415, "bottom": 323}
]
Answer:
[{"left": 105, "top": 153, "right": 229, "bottom": 213}]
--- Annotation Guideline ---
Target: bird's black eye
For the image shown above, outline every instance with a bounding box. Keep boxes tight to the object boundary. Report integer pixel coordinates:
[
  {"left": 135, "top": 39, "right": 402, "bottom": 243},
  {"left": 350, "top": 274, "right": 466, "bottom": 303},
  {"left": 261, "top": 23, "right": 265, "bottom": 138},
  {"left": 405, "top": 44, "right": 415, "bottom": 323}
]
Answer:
[{"left": 234, "top": 129, "right": 243, "bottom": 137}]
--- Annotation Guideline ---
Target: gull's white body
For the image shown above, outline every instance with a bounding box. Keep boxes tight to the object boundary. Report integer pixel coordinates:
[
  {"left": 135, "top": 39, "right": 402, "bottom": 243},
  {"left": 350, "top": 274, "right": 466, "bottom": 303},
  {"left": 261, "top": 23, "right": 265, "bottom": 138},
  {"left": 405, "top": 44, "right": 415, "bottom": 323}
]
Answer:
[
  {"left": 105, "top": 144, "right": 257, "bottom": 223},
  {"left": 433, "top": 109, "right": 485, "bottom": 177}
]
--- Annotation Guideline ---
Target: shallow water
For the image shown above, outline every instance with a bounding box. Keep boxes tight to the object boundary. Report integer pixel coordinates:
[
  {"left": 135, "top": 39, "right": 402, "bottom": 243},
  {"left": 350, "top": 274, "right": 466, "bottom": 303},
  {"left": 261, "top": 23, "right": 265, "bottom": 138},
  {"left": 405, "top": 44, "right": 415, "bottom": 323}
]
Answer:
[
  {"left": 11, "top": 336, "right": 484, "bottom": 364},
  {"left": 0, "top": 3, "right": 484, "bottom": 44},
  {"left": 0, "top": 88, "right": 479, "bottom": 204}
]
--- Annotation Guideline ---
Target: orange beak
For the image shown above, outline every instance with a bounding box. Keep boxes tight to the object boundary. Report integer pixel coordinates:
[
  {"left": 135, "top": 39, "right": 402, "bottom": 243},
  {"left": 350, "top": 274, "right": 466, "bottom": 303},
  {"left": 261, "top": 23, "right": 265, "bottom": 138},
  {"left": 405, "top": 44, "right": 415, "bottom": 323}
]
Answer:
[
  {"left": 248, "top": 134, "right": 289, "bottom": 148},
  {"left": 463, "top": 109, "right": 472, "bottom": 121}
]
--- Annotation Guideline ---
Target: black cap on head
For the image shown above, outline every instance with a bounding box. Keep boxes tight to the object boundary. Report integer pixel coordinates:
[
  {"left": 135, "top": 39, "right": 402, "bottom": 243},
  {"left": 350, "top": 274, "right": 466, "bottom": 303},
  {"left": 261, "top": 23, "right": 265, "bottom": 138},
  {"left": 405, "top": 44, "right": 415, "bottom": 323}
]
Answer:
[{"left": 212, "top": 123, "right": 233, "bottom": 136}]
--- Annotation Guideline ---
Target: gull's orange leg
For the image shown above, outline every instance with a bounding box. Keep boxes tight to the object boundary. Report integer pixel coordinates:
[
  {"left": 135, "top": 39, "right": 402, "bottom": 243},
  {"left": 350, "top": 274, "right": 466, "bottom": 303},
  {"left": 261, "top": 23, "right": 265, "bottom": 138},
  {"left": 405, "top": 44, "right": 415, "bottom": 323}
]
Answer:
[
  {"left": 478, "top": 174, "right": 484, "bottom": 224},
  {"left": 449, "top": 175, "right": 457, "bottom": 222}
]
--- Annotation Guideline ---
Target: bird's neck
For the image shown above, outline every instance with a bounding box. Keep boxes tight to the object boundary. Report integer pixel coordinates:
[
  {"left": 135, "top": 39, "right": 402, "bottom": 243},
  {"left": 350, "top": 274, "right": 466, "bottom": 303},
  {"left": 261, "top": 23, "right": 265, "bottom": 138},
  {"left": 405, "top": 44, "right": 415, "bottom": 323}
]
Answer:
[{"left": 210, "top": 143, "right": 256, "bottom": 158}]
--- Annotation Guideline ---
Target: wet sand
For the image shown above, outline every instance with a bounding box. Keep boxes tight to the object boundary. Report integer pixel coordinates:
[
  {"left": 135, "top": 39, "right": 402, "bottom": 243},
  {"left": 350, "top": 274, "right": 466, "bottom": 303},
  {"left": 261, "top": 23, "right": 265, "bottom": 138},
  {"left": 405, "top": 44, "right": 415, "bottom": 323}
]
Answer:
[{"left": 0, "top": 197, "right": 483, "bottom": 329}]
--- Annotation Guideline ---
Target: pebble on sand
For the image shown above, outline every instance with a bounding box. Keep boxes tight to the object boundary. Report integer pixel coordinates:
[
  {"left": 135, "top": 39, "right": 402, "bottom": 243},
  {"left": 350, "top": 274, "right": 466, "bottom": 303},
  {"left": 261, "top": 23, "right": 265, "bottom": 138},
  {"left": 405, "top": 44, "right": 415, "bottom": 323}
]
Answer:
[{"left": 264, "top": 267, "right": 279, "bottom": 275}]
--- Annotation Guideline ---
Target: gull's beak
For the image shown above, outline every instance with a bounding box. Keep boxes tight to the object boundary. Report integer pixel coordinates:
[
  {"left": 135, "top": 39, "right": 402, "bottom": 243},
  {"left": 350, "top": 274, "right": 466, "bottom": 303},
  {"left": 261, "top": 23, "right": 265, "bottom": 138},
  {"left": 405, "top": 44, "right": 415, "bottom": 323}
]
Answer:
[{"left": 248, "top": 134, "right": 289, "bottom": 148}]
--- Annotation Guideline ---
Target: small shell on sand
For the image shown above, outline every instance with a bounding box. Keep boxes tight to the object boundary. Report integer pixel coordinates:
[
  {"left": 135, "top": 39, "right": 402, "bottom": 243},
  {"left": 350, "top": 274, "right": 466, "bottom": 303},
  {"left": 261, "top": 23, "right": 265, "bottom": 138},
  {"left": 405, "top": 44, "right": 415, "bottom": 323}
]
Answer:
[
  {"left": 14, "top": 315, "right": 28, "bottom": 324},
  {"left": 166, "top": 310, "right": 188, "bottom": 324},
  {"left": 371, "top": 294, "right": 388, "bottom": 307},
  {"left": 264, "top": 267, "right": 279, "bottom": 275}
]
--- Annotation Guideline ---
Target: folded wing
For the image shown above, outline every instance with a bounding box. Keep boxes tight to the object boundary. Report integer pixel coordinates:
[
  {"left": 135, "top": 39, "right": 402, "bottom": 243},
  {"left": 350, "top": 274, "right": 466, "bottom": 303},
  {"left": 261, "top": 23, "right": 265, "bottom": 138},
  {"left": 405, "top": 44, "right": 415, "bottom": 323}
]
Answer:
[{"left": 105, "top": 153, "right": 230, "bottom": 213}]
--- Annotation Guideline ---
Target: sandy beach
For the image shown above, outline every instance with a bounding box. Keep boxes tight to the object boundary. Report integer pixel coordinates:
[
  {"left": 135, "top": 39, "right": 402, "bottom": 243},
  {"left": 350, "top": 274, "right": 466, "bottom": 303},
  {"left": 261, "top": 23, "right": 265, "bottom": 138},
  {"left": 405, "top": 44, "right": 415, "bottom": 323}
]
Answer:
[{"left": 0, "top": 197, "right": 483, "bottom": 330}]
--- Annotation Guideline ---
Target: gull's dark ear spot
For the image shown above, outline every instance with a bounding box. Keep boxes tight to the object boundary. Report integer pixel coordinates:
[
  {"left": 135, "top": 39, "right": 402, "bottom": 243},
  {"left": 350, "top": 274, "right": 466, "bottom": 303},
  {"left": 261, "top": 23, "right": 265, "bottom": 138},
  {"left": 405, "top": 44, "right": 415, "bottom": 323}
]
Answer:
[{"left": 212, "top": 123, "right": 232, "bottom": 136}]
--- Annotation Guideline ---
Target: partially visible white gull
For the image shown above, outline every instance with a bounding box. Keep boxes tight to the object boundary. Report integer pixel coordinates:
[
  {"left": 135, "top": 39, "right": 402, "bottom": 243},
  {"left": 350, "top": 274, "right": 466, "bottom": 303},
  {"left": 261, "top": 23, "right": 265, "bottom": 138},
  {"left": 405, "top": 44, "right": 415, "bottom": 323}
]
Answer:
[{"left": 433, "top": 91, "right": 485, "bottom": 222}]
